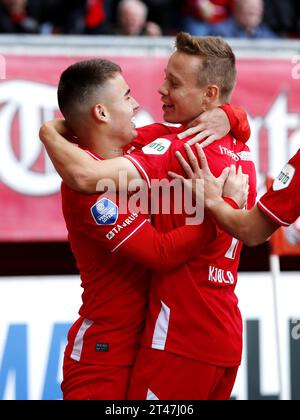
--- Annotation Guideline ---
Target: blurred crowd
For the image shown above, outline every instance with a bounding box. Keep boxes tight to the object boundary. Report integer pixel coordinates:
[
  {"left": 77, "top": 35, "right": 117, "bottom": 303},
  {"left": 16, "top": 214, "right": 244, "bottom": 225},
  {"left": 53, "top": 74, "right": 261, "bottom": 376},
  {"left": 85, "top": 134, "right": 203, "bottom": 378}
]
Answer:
[{"left": 0, "top": 0, "right": 299, "bottom": 39}]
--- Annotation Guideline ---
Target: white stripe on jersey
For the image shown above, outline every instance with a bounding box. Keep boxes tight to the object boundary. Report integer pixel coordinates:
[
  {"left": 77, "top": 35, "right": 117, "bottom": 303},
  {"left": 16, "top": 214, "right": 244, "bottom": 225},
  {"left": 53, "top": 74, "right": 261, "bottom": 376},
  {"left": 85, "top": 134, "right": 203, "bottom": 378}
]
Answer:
[
  {"left": 111, "top": 219, "right": 149, "bottom": 253},
  {"left": 151, "top": 300, "right": 170, "bottom": 351},
  {"left": 147, "top": 389, "right": 159, "bottom": 400},
  {"left": 84, "top": 150, "right": 101, "bottom": 161},
  {"left": 70, "top": 318, "right": 94, "bottom": 362},
  {"left": 125, "top": 155, "right": 151, "bottom": 189},
  {"left": 258, "top": 200, "right": 290, "bottom": 227}
]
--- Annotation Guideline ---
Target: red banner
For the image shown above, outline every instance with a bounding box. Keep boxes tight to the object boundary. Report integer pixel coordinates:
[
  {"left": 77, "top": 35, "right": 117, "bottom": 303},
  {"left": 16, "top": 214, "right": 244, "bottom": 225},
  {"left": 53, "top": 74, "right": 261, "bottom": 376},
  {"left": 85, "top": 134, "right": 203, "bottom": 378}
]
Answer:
[{"left": 0, "top": 54, "right": 300, "bottom": 242}]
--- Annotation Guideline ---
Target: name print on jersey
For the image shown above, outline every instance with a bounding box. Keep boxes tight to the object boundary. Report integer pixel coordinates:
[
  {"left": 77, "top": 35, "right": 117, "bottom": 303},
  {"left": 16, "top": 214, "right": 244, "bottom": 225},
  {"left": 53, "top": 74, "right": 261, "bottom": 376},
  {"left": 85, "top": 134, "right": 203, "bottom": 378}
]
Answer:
[{"left": 208, "top": 266, "right": 235, "bottom": 286}]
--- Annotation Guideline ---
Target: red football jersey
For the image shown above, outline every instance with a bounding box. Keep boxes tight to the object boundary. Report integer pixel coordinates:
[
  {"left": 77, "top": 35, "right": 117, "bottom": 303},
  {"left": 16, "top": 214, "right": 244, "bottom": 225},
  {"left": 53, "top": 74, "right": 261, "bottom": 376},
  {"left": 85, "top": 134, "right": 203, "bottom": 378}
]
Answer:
[
  {"left": 62, "top": 113, "right": 250, "bottom": 368},
  {"left": 125, "top": 134, "right": 257, "bottom": 367},
  {"left": 258, "top": 150, "right": 300, "bottom": 226},
  {"left": 62, "top": 185, "right": 151, "bottom": 366},
  {"left": 62, "top": 127, "right": 216, "bottom": 368},
  {"left": 62, "top": 131, "right": 163, "bottom": 367}
]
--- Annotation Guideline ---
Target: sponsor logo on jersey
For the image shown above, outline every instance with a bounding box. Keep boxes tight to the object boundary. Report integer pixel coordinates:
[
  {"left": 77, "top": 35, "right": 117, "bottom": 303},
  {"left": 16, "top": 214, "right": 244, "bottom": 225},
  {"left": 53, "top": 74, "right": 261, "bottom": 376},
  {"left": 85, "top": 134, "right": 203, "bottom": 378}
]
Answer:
[
  {"left": 106, "top": 213, "right": 139, "bottom": 240},
  {"left": 273, "top": 164, "right": 295, "bottom": 191},
  {"left": 91, "top": 198, "right": 119, "bottom": 225},
  {"left": 142, "top": 138, "right": 171, "bottom": 155},
  {"left": 219, "top": 146, "right": 253, "bottom": 162}
]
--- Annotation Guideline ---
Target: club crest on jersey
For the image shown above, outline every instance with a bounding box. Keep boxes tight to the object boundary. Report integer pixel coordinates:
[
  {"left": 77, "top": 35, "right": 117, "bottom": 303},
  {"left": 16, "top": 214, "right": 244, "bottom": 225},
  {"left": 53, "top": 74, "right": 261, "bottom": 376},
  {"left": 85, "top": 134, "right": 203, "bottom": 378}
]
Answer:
[
  {"left": 142, "top": 138, "right": 171, "bottom": 155},
  {"left": 273, "top": 164, "right": 295, "bottom": 191},
  {"left": 90, "top": 198, "right": 119, "bottom": 225}
]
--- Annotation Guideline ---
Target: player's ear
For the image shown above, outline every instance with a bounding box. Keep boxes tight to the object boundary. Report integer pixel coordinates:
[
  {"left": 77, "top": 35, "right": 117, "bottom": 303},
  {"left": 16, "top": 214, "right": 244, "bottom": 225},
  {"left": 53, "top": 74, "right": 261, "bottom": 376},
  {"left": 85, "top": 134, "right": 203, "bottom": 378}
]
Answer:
[
  {"left": 203, "top": 85, "right": 219, "bottom": 106},
  {"left": 92, "top": 104, "right": 108, "bottom": 123}
]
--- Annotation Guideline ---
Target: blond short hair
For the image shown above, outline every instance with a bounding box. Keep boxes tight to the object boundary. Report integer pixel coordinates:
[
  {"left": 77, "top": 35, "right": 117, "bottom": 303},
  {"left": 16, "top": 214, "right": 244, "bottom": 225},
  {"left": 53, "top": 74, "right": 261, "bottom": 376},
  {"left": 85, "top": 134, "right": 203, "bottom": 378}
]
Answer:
[{"left": 176, "top": 32, "right": 237, "bottom": 102}]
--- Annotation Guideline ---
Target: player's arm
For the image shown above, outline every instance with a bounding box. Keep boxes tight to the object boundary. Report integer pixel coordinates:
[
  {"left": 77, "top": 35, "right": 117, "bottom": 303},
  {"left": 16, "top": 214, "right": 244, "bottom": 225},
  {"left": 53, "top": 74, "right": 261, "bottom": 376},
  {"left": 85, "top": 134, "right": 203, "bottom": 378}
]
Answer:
[
  {"left": 205, "top": 201, "right": 279, "bottom": 247},
  {"left": 137, "top": 105, "right": 238, "bottom": 143},
  {"left": 178, "top": 104, "right": 250, "bottom": 147},
  {"left": 219, "top": 104, "right": 251, "bottom": 144},
  {"left": 116, "top": 219, "right": 216, "bottom": 272},
  {"left": 39, "top": 120, "right": 141, "bottom": 193},
  {"left": 83, "top": 193, "right": 216, "bottom": 272},
  {"left": 169, "top": 143, "right": 279, "bottom": 246},
  {"left": 191, "top": 145, "right": 279, "bottom": 245}
]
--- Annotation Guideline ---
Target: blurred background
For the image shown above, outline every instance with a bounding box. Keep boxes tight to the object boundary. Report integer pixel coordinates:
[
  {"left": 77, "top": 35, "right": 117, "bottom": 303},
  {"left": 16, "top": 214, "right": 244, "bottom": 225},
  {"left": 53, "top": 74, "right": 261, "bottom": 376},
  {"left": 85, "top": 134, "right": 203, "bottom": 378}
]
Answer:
[{"left": 0, "top": 0, "right": 300, "bottom": 400}]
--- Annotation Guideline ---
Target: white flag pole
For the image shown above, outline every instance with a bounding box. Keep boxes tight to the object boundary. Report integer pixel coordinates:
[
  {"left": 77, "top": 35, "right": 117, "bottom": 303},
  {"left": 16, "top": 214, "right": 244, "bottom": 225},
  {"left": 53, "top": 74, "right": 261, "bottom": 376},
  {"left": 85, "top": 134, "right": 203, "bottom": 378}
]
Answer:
[{"left": 270, "top": 253, "right": 283, "bottom": 400}]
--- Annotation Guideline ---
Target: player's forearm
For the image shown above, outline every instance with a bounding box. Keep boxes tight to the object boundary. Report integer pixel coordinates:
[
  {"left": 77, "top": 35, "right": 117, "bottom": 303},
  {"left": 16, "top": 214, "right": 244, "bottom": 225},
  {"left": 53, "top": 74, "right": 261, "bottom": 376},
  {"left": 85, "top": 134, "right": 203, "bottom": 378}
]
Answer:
[
  {"left": 207, "top": 200, "right": 266, "bottom": 246},
  {"left": 208, "top": 201, "right": 280, "bottom": 246},
  {"left": 150, "top": 223, "right": 215, "bottom": 271},
  {"left": 121, "top": 221, "right": 215, "bottom": 272},
  {"left": 40, "top": 124, "right": 102, "bottom": 193}
]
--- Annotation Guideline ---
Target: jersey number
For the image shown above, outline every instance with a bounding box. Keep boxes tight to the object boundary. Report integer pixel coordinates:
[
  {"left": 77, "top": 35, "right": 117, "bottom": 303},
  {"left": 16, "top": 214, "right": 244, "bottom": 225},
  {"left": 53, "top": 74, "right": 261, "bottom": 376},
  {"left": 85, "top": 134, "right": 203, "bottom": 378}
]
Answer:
[{"left": 225, "top": 238, "right": 240, "bottom": 260}]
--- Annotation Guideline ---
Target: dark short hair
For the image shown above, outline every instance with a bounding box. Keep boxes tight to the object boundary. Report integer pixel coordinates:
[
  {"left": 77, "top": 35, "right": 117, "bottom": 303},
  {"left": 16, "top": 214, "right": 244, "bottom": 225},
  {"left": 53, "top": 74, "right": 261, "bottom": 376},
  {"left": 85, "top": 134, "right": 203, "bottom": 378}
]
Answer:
[
  {"left": 176, "top": 32, "right": 236, "bottom": 102},
  {"left": 57, "top": 59, "right": 121, "bottom": 117}
]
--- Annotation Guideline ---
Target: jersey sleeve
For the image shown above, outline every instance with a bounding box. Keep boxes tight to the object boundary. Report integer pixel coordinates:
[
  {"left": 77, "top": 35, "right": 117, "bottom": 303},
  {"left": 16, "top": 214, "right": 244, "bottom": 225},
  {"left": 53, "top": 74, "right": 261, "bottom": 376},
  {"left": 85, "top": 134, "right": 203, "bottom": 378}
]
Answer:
[
  {"left": 257, "top": 155, "right": 300, "bottom": 226},
  {"left": 78, "top": 192, "right": 150, "bottom": 253},
  {"left": 219, "top": 104, "right": 251, "bottom": 144},
  {"left": 76, "top": 191, "right": 217, "bottom": 271},
  {"left": 117, "top": 218, "right": 217, "bottom": 271},
  {"left": 125, "top": 136, "right": 174, "bottom": 188}
]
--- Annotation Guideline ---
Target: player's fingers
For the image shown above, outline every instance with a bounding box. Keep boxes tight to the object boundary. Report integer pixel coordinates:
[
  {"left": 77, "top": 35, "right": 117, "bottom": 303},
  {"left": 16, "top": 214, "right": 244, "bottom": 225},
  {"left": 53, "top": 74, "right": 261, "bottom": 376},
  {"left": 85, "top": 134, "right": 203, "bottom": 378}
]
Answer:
[
  {"left": 219, "top": 167, "right": 230, "bottom": 184},
  {"left": 168, "top": 171, "right": 185, "bottom": 182},
  {"left": 195, "top": 144, "right": 210, "bottom": 174},
  {"left": 242, "top": 173, "right": 249, "bottom": 186},
  {"left": 238, "top": 165, "right": 243, "bottom": 176},
  {"left": 229, "top": 164, "right": 237, "bottom": 176},
  {"left": 177, "top": 124, "right": 206, "bottom": 140},
  {"left": 199, "top": 134, "right": 219, "bottom": 149},
  {"left": 186, "top": 130, "right": 211, "bottom": 146},
  {"left": 184, "top": 144, "right": 201, "bottom": 175},
  {"left": 175, "top": 151, "right": 195, "bottom": 178}
]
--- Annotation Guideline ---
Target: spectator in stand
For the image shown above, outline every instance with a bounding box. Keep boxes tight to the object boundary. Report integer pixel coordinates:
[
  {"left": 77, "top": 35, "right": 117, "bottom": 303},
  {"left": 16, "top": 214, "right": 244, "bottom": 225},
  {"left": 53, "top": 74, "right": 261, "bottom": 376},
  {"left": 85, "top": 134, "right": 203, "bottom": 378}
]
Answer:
[
  {"left": 114, "top": 0, "right": 162, "bottom": 36},
  {"left": 211, "top": 0, "right": 277, "bottom": 38},
  {"left": 297, "top": 0, "right": 300, "bottom": 37},
  {"left": 182, "top": 0, "right": 234, "bottom": 36},
  {"left": 143, "top": 0, "right": 181, "bottom": 35},
  {"left": 52, "top": 0, "right": 112, "bottom": 35},
  {"left": 263, "top": 0, "right": 296, "bottom": 38},
  {"left": 0, "top": 0, "right": 40, "bottom": 33}
]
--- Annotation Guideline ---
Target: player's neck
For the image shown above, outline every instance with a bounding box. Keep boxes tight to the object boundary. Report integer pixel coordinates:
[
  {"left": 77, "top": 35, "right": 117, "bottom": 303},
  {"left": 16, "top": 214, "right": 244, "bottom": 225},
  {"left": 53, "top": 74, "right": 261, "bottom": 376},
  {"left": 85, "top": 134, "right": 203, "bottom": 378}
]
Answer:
[{"left": 78, "top": 131, "right": 124, "bottom": 160}]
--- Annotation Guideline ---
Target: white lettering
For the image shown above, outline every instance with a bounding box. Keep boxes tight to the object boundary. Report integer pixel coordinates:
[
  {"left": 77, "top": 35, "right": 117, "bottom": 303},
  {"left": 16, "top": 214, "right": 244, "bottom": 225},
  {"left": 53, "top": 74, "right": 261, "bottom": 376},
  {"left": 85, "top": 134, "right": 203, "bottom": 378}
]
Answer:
[
  {"left": 291, "top": 55, "right": 300, "bottom": 80},
  {"left": 0, "top": 81, "right": 60, "bottom": 195},
  {"left": 208, "top": 266, "right": 235, "bottom": 285}
]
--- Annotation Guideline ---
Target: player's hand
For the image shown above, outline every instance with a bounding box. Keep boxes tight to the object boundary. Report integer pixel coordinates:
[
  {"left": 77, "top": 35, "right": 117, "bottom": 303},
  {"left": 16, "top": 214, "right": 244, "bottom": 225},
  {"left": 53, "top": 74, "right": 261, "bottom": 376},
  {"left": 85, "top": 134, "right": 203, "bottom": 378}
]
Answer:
[
  {"left": 177, "top": 107, "right": 230, "bottom": 148},
  {"left": 168, "top": 143, "right": 229, "bottom": 208},
  {"left": 39, "top": 119, "right": 75, "bottom": 144},
  {"left": 223, "top": 165, "right": 249, "bottom": 209}
]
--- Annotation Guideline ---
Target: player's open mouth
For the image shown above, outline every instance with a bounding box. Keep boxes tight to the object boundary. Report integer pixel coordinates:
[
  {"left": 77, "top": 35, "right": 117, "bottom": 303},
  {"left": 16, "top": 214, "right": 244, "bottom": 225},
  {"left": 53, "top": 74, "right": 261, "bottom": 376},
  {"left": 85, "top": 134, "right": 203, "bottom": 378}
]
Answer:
[
  {"left": 131, "top": 117, "right": 136, "bottom": 127},
  {"left": 163, "top": 104, "right": 175, "bottom": 112}
]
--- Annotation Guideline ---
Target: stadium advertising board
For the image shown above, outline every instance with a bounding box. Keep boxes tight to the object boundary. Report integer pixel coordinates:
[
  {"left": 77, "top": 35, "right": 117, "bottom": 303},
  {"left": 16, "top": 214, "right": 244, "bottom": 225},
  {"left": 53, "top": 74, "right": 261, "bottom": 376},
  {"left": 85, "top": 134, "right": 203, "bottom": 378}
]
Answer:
[{"left": 0, "top": 274, "right": 299, "bottom": 400}]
